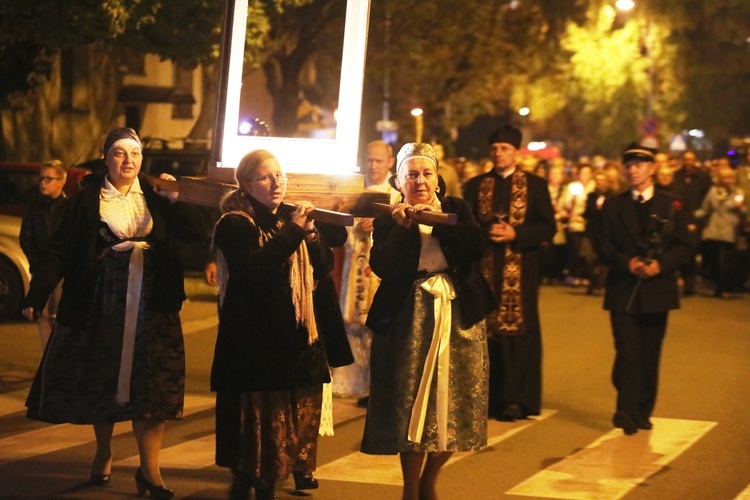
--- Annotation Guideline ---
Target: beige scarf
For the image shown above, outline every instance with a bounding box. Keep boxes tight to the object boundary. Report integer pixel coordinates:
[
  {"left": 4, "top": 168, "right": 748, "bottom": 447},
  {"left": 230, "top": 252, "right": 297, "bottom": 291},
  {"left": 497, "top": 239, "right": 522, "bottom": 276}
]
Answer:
[{"left": 214, "top": 203, "right": 319, "bottom": 345}]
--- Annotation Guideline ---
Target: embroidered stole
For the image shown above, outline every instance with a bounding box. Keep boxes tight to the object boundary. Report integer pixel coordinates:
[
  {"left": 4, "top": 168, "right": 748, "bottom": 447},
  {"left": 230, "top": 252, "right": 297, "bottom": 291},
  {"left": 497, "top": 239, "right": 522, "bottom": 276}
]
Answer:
[{"left": 478, "top": 170, "right": 528, "bottom": 336}]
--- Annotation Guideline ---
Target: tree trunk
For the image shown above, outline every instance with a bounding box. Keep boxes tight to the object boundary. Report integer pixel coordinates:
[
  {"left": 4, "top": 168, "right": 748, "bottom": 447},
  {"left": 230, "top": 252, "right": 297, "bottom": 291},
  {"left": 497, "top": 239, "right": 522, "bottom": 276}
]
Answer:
[{"left": 189, "top": 61, "right": 220, "bottom": 144}]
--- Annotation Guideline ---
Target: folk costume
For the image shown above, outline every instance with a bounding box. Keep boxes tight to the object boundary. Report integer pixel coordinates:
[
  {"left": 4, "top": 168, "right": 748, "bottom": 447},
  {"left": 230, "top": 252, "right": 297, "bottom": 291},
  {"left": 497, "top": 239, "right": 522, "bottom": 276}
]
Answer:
[
  {"left": 361, "top": 194, "right": 494, "bottom": 454},
  {"left": 464, "top": 143, "right": 556, "bottom": 420},
  {"left": 24, "top": 173, "right": 197, "bottom": 424},
  {"left": 211, "top": 193, "right": 351, "bottom": 484}
]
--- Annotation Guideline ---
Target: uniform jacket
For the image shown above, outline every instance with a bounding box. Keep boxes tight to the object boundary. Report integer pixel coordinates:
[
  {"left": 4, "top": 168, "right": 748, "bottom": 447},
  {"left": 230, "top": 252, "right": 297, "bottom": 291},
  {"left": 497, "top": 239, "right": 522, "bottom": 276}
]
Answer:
[
  {"left": 365, "top": 195, "right": 496, "bottom": 336},
  {"left": 593, "top": 189, "right": 693, "bottom": 313},
  {"left": 211, "top": 198, "right": 351, "bottom": 392},
  {"left": 23, "top": 173, "right": 200, "bottom": 327}
]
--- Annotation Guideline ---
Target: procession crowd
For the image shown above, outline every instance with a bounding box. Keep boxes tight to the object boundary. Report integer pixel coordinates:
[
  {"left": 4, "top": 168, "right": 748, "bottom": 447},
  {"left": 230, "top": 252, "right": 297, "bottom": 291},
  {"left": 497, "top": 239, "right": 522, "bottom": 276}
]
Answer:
[
  {"left": 16, "top": 123, "right": 747, "bottom": 500},
  {"left": 436, "top": 146, "right": 750, "bottom": 297}
]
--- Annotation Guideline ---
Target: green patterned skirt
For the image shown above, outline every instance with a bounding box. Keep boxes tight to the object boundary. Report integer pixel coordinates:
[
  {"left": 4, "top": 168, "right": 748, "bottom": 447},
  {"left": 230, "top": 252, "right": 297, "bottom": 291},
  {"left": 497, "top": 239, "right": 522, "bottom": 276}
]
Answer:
[{"left": 361, "top": 275, "right": 489, "bottom": 454}]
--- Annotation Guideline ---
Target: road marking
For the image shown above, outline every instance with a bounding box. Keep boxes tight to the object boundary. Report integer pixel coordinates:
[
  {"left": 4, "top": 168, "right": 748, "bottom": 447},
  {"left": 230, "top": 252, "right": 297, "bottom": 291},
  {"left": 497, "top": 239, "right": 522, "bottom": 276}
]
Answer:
[
  {"left": 736, "top": 483, "right": 750, "bottom": 500},
  {"left": 0, "top": 394, "right": 214, "bottom": 466},
  {"left": 315, "top": 409, "right": 557, "bottom": 485},
  {"left": 506, "top": 417, "right": 717, "bottom": 499},
  {"left": 182, "top": 316, "right": 218, "bottom": 335},
  {"left": 0, "top": 317, "right": 216, "bottom": 417},
  {"left": 0, "top": 389, "right": 29, "bottom": 417},
  {"left": 116, "top": 397, "right": 367, "bottom": 470},
  {"left": 116, "top": 435, "right": 216, "bottom": 469}
]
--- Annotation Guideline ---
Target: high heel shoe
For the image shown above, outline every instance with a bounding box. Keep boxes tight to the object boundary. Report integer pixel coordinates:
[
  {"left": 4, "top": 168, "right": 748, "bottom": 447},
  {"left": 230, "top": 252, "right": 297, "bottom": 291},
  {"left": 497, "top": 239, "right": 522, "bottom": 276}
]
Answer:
[
  {"left": 293, "top": 471, "right": 319, "bottom": 490},
  {"left": 134, "top": 467, "right": 174, "bottom": 498},
  {"left": 89, "top": 473, "right": 110, "bottom": 486},
  {"left": 90, "top": 455, "right": 111, "bottom": 486}
]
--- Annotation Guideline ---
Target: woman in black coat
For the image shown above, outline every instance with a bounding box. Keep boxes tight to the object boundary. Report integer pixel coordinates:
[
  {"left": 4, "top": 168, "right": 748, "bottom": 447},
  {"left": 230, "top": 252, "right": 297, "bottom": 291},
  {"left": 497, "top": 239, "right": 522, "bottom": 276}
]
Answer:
[
  {"left": 360, "top": 143, "right": 495, "bottom": 500},
  {"left": 22, "top": 128, "right": 199, "bottom": 498},
  {"left": 211, "top": 149, "right": 350, "bottom": 499}
]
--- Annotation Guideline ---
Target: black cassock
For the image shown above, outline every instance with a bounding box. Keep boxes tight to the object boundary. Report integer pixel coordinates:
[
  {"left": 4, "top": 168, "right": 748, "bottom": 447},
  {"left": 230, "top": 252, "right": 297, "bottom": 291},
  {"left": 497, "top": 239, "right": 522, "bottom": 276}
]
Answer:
[{"left": 464, "top": 169, "right": 555, "bottom": 417}]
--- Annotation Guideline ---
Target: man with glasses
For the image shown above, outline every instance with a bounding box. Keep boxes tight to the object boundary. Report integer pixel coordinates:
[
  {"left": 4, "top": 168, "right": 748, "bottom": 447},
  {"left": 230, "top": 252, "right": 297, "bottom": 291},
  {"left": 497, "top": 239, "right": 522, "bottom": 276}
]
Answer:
[{"left": 19, "top": 159, "right": 68, "bottom": 350}]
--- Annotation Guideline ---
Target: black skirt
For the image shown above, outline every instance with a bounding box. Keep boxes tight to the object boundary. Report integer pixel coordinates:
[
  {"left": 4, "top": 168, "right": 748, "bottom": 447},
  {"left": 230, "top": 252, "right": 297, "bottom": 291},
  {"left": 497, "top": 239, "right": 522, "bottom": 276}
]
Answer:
[{"left": 26, "top": 248, "right": 185, "bottom": 424}]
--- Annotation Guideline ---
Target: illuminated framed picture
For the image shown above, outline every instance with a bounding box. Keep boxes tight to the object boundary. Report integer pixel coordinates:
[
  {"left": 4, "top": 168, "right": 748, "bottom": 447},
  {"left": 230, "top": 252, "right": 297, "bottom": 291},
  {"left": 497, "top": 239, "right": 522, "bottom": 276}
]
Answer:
[{"left": 212, "top": 0, "right": 371, "bottom": 182}]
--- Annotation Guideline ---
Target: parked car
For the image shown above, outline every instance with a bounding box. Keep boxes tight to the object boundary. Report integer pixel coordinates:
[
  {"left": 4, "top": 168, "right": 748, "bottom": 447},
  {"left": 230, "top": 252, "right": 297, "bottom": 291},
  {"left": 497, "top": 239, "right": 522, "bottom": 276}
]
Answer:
[{"left": 0, "top": 214, "right": 29, "bottom": 320}]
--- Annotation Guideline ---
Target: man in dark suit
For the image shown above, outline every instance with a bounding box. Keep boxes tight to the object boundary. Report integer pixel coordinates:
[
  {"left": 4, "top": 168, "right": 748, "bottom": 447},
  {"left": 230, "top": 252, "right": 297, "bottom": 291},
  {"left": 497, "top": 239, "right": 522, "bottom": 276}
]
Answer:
[
  {"left": 593, "top": 143, "right": 692, "bottom": 435},
  {"left": 671, "top": 151, "right": 711, "bottom": 295},
  {"left": 463, "top": 125, "right": 556, "bottom": 421}
]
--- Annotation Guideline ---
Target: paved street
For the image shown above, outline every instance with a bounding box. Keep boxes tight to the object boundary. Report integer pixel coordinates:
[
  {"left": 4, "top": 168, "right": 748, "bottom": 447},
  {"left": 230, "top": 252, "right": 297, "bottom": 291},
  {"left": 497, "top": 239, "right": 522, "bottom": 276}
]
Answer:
[{"left": 1, "top": 278, "right": 749, "bottom": 499}]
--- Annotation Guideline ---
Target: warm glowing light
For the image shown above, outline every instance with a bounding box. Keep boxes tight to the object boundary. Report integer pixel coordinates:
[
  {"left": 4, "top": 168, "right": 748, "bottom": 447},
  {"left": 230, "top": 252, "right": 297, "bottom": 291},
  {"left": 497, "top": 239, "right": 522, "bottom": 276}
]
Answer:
[
  {"left": 519, "top": 107, "right": 530, "bottom": 116},
  {"left": 217, "top": 0, "right": 370, "bottom": 175},
  {"left": 568, "top": 182, "right": 585, "bottom": 196},
  {"left": 238, "top": 121, "right": 252, "bottom": 135},
  {"left": 411, "top": 108, "right": 424, "bottom": 117},
  {"left": 527, "top": 141, "right": 547, "bottom": 151},
  {"left": 615, "top": 0, "right": 635, "bottom": 11}
]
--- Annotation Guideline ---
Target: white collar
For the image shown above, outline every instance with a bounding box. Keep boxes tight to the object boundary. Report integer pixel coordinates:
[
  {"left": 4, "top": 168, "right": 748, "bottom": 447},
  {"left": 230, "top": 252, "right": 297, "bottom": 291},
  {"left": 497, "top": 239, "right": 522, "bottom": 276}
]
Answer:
[
  {"left": 101, "top": 176, "right": 143, "bottom": 199},
  {"left": 631, "top": 184, "right": 655, "bottom": 202},
  {"left": 497, "top": 166, "right": 516, "bottom": 179}
]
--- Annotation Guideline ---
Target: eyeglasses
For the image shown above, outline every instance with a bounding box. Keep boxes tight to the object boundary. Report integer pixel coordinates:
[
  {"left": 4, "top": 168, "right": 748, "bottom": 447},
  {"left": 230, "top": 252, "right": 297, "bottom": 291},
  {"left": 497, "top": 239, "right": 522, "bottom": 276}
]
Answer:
[
  {"left": 250, "top": 174, "right": 288, "bottom": 186},
  {"left": 38, "top": 176, "right": 63, "bottom": 183}
]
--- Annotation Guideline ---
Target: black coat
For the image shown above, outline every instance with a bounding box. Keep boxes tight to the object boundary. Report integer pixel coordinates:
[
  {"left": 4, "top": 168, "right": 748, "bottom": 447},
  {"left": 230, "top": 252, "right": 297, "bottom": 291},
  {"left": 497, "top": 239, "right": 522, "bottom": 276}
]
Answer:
[
  {"left": 365, "top": 195, "right": 496, "bottom": 336},
  {"left": 210, "top": 198, "right": 351, "bottom": 392},
  {"left": 23, "top": 174, "right": 200, "bottom": 326},
  {"left": 19, "top": 192, "right": 68, "bottom": 275},
  {"left": 593, "top": 189, "right": 693, "bottom": 313}
]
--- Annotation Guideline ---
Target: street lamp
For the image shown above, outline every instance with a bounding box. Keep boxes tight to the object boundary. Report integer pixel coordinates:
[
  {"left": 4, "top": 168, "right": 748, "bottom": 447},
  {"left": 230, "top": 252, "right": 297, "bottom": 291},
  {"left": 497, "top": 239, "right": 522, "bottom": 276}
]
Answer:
[
  {"left": 615, "top": 0, "right": 634, "bottom": 11},
  {"left": 519, "top": 107, "right": 530, "bottom": 117},
  {"left": 411, "top": 108, "right": 424, "bottom": 143}
]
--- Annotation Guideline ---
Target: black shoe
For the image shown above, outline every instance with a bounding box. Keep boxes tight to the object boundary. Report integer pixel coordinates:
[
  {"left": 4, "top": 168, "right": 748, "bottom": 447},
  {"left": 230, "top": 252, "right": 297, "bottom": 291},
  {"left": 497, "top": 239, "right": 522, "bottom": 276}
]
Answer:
[
  {"left": 613, "top": 411, "right": 638, "bottom": 435},
  {"left": 229, "top": 471, "right": 252, "bottom": 500},
  {"left": 498, "top": 403, "right": 527, "bottom": 422},
  {"left": 636, "top": 417, "right": 653, "bottom": 430},
  {"left": 89, "top": 473, "right": 110, "bottom": 486},
  {"left": 293, "top": 471, "right": 319, "bottom": 490},
  {"left": 134, "top": 467, "right": 174, "bottom": 498},
  {"left": 253, "top": 479, "right": 277, "bottom": 500},
  {"left": 356, "top": 395, "right": 370, "bottom": 408}
]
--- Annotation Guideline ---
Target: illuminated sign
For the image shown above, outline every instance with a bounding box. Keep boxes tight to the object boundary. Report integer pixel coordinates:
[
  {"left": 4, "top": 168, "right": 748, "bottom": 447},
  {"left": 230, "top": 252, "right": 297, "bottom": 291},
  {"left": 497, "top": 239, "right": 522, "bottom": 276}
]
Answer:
[{"left": 216, "top": 0, "right": 371, "bottom": 178}]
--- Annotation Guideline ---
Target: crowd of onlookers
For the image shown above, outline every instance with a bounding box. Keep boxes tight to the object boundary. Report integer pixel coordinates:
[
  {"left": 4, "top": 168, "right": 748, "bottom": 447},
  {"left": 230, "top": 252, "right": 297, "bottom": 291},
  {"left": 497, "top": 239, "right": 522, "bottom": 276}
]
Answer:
[{"left": 435, "top": 145, "right": 750, "bottom": 298}]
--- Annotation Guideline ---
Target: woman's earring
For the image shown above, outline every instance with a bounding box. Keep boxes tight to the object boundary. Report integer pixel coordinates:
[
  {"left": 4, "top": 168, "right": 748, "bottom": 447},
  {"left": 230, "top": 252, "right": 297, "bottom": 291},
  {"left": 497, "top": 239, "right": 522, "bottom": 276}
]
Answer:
[{"left": 435, "top": 185, "right": 441, "bottom": 193}]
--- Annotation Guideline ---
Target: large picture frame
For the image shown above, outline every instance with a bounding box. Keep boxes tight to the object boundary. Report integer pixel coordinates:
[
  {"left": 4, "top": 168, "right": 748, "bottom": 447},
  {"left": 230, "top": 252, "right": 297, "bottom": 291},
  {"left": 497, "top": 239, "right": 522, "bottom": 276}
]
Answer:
[{"left": 210, "top": 0, "right": 371, "bottom": 183}]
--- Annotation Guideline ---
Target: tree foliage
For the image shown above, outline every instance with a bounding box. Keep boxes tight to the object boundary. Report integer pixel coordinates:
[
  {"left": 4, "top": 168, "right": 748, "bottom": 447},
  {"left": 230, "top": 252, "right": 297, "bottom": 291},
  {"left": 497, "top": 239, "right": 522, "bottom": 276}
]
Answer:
[
  {"left": 0, "top": 0, "right": 748, "bottom": 157},
  {"left": 363, "top": 0, "right": 586, "bottom": 144}
]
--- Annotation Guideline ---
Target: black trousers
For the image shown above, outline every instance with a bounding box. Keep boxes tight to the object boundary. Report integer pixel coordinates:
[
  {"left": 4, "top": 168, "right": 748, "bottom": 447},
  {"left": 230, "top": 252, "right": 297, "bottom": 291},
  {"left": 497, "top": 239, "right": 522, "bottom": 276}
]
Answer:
[
  {"left": 487, "top": 326, "right": 542, "bottom": 417},
  {"left": 609, "top": 312, "right": 667, "bottom": 420}
]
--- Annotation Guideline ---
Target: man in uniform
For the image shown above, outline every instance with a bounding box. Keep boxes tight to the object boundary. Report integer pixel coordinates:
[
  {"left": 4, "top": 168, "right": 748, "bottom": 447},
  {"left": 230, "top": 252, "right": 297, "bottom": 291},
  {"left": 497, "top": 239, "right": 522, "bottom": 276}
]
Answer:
[{"left": 593, "top": 143, "right": 692, "bottom": 435}]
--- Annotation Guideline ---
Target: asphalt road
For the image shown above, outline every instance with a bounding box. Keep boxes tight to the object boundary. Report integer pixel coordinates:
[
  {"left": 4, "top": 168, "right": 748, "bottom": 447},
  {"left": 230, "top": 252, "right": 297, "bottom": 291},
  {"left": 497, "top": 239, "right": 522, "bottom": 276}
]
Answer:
[{"left": 0, "top": 278, "right": 748, "bottom": 499}]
